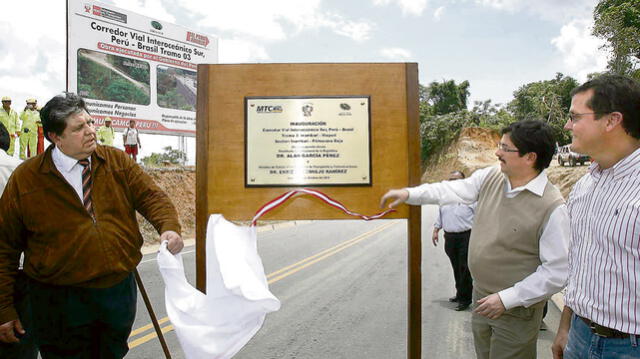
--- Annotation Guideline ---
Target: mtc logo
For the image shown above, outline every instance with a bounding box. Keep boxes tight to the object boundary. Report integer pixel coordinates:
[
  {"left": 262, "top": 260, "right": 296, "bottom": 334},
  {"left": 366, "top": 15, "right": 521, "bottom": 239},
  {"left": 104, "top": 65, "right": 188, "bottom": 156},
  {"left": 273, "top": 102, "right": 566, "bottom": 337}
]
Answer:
[{"left": 257, "top": 105, "right": 283, "bottom": 113}]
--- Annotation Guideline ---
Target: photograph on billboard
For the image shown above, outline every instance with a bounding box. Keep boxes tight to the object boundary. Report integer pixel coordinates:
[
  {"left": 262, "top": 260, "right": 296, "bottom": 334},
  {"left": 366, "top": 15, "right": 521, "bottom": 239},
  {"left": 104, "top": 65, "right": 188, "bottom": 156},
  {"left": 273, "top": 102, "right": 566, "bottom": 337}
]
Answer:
[
  {"left": 67, "top": 0, "right": 218, "bottom": 136},
  {"left": 157, "top": 65, "right": 197, "bottom": 111},
  {"left": 78, "top": 48, "right": 150, "bottom": 105}
]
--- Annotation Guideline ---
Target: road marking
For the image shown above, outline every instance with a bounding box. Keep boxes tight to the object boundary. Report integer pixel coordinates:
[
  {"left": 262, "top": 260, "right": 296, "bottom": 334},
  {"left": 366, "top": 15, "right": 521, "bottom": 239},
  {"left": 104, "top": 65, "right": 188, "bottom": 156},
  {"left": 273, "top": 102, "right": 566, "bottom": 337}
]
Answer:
[
  {"left": 128, "top": 220, "right": 400, "bottom": 349},
  {"left": 267, "top": 221, "right": 398, "bottom": 284},
  {"left": 128, "top": 324, "right": 175, "bottom": 348},
  {"left": 129, "top": 317, "right": 171, "bottom": 336}
]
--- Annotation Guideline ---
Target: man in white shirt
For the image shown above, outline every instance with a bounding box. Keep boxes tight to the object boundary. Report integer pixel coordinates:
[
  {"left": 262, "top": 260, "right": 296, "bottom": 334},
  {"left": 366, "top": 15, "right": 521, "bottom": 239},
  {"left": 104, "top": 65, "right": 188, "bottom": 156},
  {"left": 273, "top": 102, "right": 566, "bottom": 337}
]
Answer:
[
  {"left": 432, "top": 170, "right": 475, "bottom": 311},
  {"left": 552, "top": 75, "right": 640, "bottom": 358},
  {"left": 381, "top": 120, "right": 570, "bottom": 359},
  {"left": 123, "top": 119, "right": 141, "bottom": 162},
  {"left": 0, "top": 122, "right": 36, "bottom": 359}
]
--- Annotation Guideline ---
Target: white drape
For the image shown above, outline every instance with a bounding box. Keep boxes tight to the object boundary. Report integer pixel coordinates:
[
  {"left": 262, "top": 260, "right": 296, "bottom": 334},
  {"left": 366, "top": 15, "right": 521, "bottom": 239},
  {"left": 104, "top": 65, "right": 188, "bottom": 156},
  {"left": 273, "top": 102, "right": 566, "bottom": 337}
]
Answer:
[{"left": 158, "top": 214, "right": 281, "bottom": 359}]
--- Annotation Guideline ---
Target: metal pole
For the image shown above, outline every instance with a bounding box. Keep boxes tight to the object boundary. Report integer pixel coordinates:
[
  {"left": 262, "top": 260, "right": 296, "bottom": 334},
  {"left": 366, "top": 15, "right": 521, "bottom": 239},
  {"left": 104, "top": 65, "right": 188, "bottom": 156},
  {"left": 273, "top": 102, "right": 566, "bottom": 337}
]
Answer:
[{"left": 134, "top": 269, "right": 172, "bottom": 359}]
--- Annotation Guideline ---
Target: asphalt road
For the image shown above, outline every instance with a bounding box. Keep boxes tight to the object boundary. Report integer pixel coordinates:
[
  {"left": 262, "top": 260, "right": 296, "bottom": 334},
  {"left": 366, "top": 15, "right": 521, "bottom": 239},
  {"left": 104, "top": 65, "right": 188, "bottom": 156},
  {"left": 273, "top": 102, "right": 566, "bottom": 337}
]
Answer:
[{"left": 126, "top": 206, "right": 561, "bottom": 358}]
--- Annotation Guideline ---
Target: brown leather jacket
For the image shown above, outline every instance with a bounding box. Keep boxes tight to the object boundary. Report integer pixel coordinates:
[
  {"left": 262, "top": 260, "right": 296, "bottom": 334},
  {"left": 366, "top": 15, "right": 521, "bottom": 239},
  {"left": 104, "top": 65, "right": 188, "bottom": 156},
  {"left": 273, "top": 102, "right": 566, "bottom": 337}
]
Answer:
[{"left": 0, "top": 145, "right": 181, "bottom": 323}]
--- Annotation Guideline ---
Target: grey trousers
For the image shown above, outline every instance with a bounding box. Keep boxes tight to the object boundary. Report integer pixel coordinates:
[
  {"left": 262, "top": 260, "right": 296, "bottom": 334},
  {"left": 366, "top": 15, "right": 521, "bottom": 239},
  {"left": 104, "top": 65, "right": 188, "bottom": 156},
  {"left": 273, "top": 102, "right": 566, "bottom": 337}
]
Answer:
[{"left": 471, "top": 290, "right": 544, "bottom": 359}]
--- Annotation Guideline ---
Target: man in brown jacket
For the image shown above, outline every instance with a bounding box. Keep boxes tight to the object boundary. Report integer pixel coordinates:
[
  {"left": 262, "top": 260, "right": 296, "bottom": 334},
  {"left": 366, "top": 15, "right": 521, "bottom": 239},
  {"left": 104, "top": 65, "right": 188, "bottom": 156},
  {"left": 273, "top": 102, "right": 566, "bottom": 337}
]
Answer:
[{"left": 0, "top": 92, "right": 183, "bottom": 358}]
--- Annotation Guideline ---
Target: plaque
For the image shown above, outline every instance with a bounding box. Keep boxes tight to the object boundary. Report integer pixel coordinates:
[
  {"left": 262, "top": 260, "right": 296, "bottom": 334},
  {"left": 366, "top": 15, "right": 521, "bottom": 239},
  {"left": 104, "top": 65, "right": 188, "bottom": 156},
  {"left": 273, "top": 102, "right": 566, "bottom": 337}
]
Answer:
[{"left": 245, "top": 96, "right": 371, "bottom": 187}]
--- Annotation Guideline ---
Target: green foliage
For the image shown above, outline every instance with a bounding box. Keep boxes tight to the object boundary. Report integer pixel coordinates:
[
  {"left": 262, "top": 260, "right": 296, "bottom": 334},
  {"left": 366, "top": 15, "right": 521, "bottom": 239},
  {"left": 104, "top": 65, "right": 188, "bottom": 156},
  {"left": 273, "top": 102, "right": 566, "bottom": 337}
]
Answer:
[
  {"left": 141, "top": 146, "right": 187, "bottom": 167},
  {"left": 77, "top": 55, "right": 150, "bottom": 105},
  {"left": 423, "top": 80, "right": 470, "bottom": 116},
  {"left": 593, "top": 0, "right": 640, "bottom": 78},
  {"left": 109, "top": 56, "right": 150, "bottom": 83},
  {"left": 104, "top": 77, "right": 150, "bottom": 105},
  {"left": 419, "top": 80, "right": 471, "bottom": 161},
  {"left": 471, "top": 100, "right": 515, "bottom": 130},
  {"left": 420, "top": 110, "right": 473, "bottom": 162},
  {"left": 508, "top": 73, "right": 578, "bottom": 145}
]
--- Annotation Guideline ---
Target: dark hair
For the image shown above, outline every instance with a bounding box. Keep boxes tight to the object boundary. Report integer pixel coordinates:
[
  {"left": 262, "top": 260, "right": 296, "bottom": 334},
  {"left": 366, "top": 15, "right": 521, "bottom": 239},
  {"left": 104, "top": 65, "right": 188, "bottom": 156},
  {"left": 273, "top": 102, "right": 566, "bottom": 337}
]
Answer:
[
  {"left": 501, "top": 120, "right": 555, "bottom": 172},
  {"left": 571, "top": 74, "right": 640, "bottom": 139},
  {"left": 450, "top": 170, "right": 466, "bottom": 179},
  {"left": 0, "top": 122, "right": 9, "bottom": 151},
  {"left": 40, "top": 92, "right": 89, "bottom": 142}
]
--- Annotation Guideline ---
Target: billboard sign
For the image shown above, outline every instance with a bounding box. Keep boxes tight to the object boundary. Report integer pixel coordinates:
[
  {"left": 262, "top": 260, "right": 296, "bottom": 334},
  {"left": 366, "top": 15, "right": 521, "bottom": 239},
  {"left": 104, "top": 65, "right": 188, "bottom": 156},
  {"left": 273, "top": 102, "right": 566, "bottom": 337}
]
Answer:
[{"left": 67, "top": 0, "right": 218, "bottom": 136}]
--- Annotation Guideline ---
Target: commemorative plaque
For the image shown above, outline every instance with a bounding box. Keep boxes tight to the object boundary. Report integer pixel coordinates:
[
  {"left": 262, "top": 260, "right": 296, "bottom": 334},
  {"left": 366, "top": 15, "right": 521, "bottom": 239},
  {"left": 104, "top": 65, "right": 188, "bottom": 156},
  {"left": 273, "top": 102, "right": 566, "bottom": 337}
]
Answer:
[{"left": 245, "top": 96, "right": 371, "bottom": 187}]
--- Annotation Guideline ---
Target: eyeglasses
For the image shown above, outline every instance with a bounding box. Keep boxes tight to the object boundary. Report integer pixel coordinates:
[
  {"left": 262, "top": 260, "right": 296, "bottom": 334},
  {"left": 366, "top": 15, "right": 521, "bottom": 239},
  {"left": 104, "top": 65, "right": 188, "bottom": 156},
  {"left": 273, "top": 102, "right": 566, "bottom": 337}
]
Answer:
[
  {"left": 569, "top": 112, "right": 609, "bottom": 122},
  {"left": 497, "top": 143, "right": 519, "bottom": 153}
]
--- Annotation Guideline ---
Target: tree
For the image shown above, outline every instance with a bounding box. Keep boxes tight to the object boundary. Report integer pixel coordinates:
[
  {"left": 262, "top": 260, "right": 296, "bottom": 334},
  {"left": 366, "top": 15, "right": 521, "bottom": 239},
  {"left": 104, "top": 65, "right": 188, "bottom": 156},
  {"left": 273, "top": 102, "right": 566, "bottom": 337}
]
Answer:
[
  {"left": 508, "top": 73, "right": 578, "bottom": 145},
  {"left": 471, "top": 100, "right": 514, "bottom": 131},
  {"left": 419, "top": 79, "right": 472, "bottom": 162},
  {"left": 593, "top": 0, "right": 640, "bottom": 78},
  {"left": 423, "top": 79, "right": 470, "bottom": 116}
]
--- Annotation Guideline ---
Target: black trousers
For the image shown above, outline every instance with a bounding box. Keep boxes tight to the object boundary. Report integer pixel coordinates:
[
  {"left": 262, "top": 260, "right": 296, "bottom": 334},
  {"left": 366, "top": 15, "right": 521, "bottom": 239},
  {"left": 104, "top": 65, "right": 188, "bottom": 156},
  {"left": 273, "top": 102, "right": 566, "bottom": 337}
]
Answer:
[
  {"left": 444, "top": 230, "right": 473, "bottom": 305},
  {"left": 28, "top": 273, "right": 137, "bottom": 359},
  {"left": 0, "top": 271, "right": 39, "bottom": 359}
]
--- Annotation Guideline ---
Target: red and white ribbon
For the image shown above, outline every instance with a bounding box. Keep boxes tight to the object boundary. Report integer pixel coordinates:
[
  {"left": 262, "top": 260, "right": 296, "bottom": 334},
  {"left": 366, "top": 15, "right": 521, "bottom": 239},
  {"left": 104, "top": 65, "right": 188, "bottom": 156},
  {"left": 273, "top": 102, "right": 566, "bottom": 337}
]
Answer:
[{"left": 251, "top": 188, "right": 396, "bottom": 226}]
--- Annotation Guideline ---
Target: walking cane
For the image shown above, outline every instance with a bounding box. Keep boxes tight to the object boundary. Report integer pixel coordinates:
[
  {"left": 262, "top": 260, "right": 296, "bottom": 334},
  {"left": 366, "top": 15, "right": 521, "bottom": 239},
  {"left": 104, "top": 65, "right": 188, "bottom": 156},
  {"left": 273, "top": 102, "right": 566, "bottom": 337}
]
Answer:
[{"left": 134, "top": 268, "right": 172, "bottom": 359}]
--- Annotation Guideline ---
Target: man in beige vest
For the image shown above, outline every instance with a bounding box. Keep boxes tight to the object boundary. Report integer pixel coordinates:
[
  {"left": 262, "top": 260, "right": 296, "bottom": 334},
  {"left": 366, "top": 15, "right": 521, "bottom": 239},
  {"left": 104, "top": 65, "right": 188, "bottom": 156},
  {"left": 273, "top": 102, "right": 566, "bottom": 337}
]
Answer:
[{"left": 381, "top": 120, "right": 570, "bottom": 359}]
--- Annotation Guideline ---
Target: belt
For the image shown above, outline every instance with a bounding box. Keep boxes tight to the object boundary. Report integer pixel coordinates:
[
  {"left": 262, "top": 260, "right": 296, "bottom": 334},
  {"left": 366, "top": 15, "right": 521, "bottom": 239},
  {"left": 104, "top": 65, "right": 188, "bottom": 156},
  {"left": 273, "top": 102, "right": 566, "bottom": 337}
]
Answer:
[
  {"left": 578, "top": 315, "right": 632, "bottom": 339},
  {"left": 444, "top": 229, "right": 471, "bottom": 235}
]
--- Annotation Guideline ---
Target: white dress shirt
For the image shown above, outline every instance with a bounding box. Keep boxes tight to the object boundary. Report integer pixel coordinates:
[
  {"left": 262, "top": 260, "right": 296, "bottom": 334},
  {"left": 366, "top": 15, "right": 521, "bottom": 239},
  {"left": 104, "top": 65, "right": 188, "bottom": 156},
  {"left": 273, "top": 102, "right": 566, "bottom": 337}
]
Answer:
[
  {"left": 405, "top": 165, "right": 570, "bottom": 309},
  {"left": 52, "top": 146, "right": 91, "bottom": 204},
  {"left": 434, "top": 203, "right": 475, "bottom": 233}
]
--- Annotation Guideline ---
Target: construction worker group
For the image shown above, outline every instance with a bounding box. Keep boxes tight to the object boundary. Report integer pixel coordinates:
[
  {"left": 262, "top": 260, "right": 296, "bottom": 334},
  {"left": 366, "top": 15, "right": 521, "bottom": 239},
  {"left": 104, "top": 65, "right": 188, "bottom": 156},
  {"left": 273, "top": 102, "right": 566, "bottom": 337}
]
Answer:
[
  {"left": 0, "top": 96, "right": 42, "bottom": 160},
  {"left": 0, "top": 96, "right": 140, "bottom": 161}
]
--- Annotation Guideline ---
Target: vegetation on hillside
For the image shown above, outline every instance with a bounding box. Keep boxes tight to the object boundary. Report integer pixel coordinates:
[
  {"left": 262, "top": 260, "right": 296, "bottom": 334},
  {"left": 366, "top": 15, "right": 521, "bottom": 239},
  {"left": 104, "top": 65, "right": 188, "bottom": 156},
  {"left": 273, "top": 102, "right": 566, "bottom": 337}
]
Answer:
[
  {"left": 419, "top": 0, "right": 638, "bottom": 165},
  {"left": 141, "top": 146, "right": 187, "bottom": 167},
  {"left": 420, "top": 73, "right": 581, "bottom": 164},
  {"left": 110, "top": 56, "right": 150, "bottom": 84},
  {"left": 157, "top": 67, "right": 196, "bottom": 111},
  {"left": 77, "top": 53, "right": 150, "bottom": 105}
]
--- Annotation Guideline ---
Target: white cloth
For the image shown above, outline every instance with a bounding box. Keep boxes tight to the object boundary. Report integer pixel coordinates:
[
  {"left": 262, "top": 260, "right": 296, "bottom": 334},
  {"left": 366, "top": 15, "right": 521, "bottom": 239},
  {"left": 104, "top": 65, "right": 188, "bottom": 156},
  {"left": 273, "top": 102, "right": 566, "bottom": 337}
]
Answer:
[
  {"left": 434, "top": 203, "right": 475, "bottom": 233},
  {"left": 52, "top": 146, "right": 90, "bottom": 204},
  {"left": 406, "top": 165, "right": 570, "bottom": 309},
  {"left": 124, "top": 127, "right": 139, "bottom": 145},
  {"left": 564, "top": 147, "right": 640, "bottom": 334},
  {"left": 158, "top": 214, "right": 281, "bottom": 359},
  {"left": 0, "top": 150, "right": 21, "bottom": 194}
]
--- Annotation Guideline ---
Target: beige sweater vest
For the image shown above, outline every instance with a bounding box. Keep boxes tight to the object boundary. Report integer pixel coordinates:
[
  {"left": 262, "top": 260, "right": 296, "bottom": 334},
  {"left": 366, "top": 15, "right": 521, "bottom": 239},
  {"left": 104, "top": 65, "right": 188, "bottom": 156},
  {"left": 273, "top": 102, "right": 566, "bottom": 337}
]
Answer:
[{"left": 468, "top": 167, "right": 564, "bottom": 306}]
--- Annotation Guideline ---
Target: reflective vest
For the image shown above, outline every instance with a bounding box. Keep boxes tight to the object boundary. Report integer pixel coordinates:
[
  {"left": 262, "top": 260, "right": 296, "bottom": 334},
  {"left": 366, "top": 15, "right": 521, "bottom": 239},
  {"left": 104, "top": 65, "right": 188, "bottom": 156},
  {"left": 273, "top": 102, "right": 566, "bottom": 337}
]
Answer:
[
  {"left": 0, "top": 108, "right": 19, "bottom": 134},
  {"left": 19, "top": 109, "right": 40, "bottom": 133},
  {"left": 97, "top": 125, "right": 116, "bottom": 146}
]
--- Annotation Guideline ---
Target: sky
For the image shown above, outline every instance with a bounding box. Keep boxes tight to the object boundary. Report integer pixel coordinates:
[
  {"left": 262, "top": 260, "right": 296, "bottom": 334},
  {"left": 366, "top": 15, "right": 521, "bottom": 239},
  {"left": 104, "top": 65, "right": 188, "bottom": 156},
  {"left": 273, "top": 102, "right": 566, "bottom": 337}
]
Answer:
[{"left": 0, "top": 0, "right": 609, "bottom": 163}]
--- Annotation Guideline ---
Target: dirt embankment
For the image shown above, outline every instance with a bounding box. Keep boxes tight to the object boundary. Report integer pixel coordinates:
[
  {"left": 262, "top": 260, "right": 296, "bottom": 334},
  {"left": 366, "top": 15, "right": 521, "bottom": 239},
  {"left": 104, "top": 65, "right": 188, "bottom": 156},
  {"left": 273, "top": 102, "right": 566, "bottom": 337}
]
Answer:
[
  {"left": 137, "top": 167, "right": 195, "bottom": 244},
  {"left": 421, "top": 127, "right": 589, "bottom": 198},
  {"left": 421, "top": 127, "right": 501, "bottom": 183}
]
